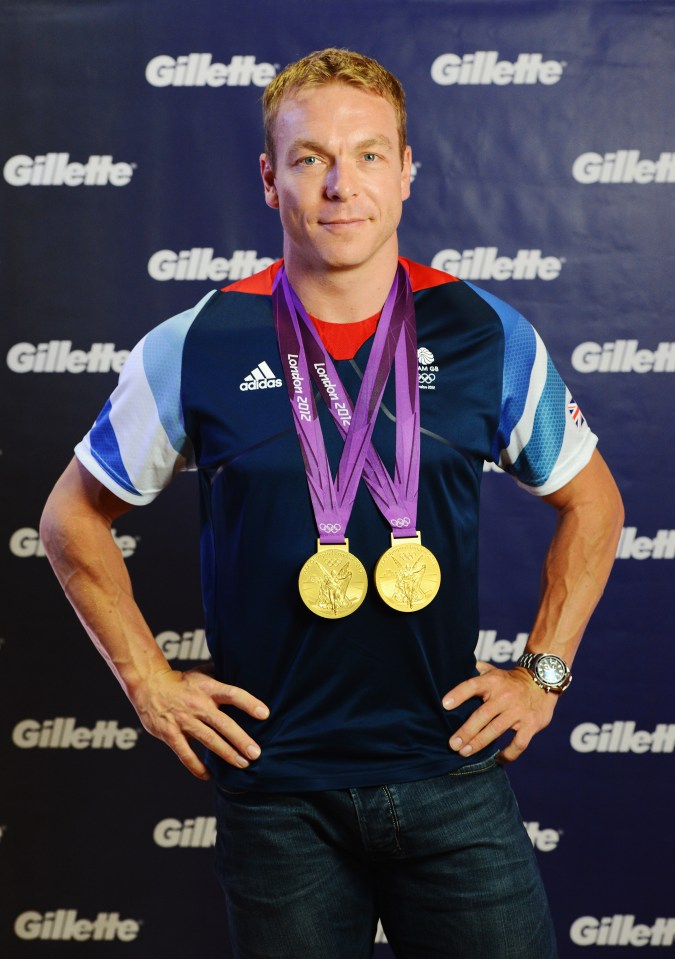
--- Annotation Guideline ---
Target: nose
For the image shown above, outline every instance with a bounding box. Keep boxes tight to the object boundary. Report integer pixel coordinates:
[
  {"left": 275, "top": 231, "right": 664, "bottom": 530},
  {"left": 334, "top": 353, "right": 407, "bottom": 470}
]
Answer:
[{"left": 325, "top": 159, "right": 356, "bottom": 201}]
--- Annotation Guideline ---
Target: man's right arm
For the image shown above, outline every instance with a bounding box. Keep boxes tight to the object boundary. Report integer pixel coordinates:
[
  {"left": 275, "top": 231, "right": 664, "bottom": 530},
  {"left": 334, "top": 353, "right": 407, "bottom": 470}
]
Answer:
[{"left": 40, "top": 457, "right": 269, "bottom": 780}]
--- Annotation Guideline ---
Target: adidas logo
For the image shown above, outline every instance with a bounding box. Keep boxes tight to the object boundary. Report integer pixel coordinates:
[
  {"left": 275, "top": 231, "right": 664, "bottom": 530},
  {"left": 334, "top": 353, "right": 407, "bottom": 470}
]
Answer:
[{"left": 239, "top": 361, "right": 282, "bottom": 392}]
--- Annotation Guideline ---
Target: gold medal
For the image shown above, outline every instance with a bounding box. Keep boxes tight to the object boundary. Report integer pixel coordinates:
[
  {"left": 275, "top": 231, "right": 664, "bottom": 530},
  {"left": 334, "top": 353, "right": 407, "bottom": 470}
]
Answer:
[
  {"left": 375, "top": 532, "right": 441, "bottom": 612},
  {"left": 298, "top": 539, "right": 368, "bottom": 619}
]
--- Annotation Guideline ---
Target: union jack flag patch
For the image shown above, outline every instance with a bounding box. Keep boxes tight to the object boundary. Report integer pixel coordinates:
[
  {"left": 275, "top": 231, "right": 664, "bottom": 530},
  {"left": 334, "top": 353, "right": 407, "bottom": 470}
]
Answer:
[{"left": 568, "top": 399, "right": 585, "bottom": 429}]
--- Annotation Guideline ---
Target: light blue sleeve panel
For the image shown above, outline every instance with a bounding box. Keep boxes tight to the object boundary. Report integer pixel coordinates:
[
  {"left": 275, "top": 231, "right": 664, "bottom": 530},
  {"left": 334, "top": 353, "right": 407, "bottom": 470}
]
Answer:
[
  {"left": 467, "top": 283, "right": 598, "bottom": 496},
  {"left": 74, "top": 291, "right": 215, "bottom": 504}
]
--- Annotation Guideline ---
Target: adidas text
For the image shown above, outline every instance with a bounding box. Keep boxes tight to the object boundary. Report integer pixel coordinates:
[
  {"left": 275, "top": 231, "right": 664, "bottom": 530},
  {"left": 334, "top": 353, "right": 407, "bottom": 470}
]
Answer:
[
  {"left": 7, "top": 341, "right": 129, "bottom": 374},
  {"left": 148, "top": 248, "right": 275, "bottom": 281},
  {"left": 572, "top": 151, "right": 675, "bottom": 185},
  {"left": 154, "top": 816, "right": 216, "bottom": 848},
  {"left": 146, "top": 54, "right": 276, "bottom": 88},
  {"left": 14, "top": 910, "right": 140, "bottom": 942},
  {"left": 570, "top": 915, "right": 675, "bottom": 947},
  {"left": 3, "top": 153, "right": 134, "bottom": 187},
  {"left": 570, "top": 721, "right": 675, "bottom": 754},
  {"left": 12, "top": 718, "right": 139, "bottom": 750},
  {"left": 431, "top": 51, "right": 564, "bottom": 86},
  {"left": 431, "top": 247, "right": 562, "bottom": 281},
  {"left": 571, "top": 340, "right": 675, "bottom": 373},
  {"left": 240, "top": 361, "right": 282, "bottom": 391}
]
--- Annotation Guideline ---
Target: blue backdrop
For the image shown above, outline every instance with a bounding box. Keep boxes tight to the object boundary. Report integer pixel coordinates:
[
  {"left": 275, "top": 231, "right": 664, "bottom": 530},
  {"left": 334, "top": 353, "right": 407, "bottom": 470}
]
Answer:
[{"left": 1, "top": 1, "right": 673, "bottom": 955}]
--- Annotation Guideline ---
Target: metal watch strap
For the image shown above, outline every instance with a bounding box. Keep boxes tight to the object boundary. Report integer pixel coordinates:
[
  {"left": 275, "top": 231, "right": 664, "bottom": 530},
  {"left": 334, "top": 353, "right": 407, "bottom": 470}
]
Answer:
[{"left": 517, "top": 652, "right": 572, "bottom": 694}]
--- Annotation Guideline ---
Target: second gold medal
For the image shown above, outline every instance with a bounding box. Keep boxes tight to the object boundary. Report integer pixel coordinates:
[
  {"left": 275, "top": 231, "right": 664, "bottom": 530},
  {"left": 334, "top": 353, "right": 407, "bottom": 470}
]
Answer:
[{"left": 374, "top": 532, "right": 441, "bottom": 612}]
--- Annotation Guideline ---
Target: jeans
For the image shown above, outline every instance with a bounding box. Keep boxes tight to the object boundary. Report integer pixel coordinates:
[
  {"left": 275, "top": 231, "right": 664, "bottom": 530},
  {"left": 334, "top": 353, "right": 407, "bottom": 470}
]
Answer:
[{"left": 214, "top": 753, "right": 558, "bottom": 959}]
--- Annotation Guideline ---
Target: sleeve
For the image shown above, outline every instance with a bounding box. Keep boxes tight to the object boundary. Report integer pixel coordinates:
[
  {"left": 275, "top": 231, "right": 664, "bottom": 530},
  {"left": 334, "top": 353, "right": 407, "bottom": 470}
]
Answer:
[
  {"left": 74, "top": 291, "right": 215, "bottom": 505},
  {"left": 470, "top": 284, "right": 598, "bottom": 496}
]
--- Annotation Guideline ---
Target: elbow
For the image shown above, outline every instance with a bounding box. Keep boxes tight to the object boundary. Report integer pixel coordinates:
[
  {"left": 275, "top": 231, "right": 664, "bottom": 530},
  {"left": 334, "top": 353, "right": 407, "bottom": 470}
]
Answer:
[{"left": 589, "top": 450, "right": 625, "bottom": 544}]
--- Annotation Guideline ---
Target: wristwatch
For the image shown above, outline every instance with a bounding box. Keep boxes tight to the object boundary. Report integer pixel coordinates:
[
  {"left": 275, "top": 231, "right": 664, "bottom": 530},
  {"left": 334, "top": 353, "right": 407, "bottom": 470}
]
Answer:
[{"left": 517, "top": 652, "right": 572, "bottom": 694}]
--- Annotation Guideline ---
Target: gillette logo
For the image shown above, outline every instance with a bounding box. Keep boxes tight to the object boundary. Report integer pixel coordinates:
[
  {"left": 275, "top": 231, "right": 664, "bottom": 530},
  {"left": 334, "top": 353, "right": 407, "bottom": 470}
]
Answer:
[
  {"left": 14, "top": 910, "right": 140, "bottom": 942},
  {"left": 148, "top": 248, "right": 275, "bottom": 281},
  {"left": 431, "top": 247, "right": 562, "bottom": 281},
  {"left": 3, "top": 153, "right": 135, "bottom": 186},
  {"left": 146, "top": 53, "right": 276, "bottom": 87},
  {"left": 431, "top": 51, "right": 564, "bottom": 86},
  {"left": 572, "top": 151, "right": 675, "bottom": 185},
  {"left": 12, "top": 718, "right": 139, "bottom": 750}
]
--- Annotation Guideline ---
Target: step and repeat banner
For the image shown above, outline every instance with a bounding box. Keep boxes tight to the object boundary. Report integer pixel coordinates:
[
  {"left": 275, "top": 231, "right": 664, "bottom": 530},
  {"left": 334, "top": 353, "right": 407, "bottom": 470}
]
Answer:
[{"left": 1, "top": 1, "right": 673, "bottom": 956}]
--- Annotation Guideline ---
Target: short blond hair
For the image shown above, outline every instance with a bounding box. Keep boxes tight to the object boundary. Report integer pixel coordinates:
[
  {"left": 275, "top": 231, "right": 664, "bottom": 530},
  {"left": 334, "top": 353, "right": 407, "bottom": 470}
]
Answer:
[{"left": 262, "top": 48, "right": 407, "bottom": 167}]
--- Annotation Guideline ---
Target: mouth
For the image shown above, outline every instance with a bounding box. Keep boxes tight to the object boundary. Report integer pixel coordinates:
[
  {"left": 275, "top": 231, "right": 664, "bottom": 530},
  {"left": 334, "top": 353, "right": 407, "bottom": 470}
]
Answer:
[{"left": 318, "top": 217, "right": 366, "bottom": 228}]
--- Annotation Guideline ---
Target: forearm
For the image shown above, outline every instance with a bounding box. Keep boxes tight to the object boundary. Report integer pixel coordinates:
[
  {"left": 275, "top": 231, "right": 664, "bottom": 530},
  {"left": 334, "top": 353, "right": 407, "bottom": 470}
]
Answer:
[
  {"left": 40, "top": 465, "right": 169, "bottom": 700},
  {"left": 525, "top": 452, "right": 624, "bottom": 664}
]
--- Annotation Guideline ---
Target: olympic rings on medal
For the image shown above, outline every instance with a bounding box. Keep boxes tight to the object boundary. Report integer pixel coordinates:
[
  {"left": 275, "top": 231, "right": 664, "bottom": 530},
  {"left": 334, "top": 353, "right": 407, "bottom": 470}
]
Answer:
[
  {"left": 319, "top": 523, "right": 342, "bottom": 533},
  {"left": 418, "top": 373, "right": 436, "bottom": 385},
  {"left": 390, "top": 517, "right": 411, "bottom": 528}
]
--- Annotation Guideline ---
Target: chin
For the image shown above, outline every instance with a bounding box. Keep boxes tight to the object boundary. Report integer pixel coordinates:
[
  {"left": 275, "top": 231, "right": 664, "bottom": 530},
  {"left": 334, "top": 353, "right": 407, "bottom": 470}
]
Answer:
[{"left": 315, "top": 242, "right": 381, "bottom": 271}]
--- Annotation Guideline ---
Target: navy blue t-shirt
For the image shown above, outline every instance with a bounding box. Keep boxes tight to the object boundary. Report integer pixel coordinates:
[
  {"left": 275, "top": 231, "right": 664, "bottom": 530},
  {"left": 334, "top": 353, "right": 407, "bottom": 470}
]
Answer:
[{"left": 76, "top": 259, "right": 597, "bottom": 790}]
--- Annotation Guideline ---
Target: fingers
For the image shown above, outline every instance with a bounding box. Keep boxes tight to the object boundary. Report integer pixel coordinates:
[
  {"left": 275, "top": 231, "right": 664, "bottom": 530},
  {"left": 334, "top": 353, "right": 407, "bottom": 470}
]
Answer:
[
  {"left": 497, "top": 734, "right": 531, "bottom": 765},
  {"left": 444, "top": 666, "right": 556, "bottom": 762},
  {"left": 449, "top": 702, "right": 512, "bottom": 757},
  {"left": 207, "top": 676, "right": 270, "bottom": 721},
  {"left": 158, "top": 716, "right": 257, "bottom": 781},
  {"left": 163, "top": 731, "right": 212, "bottom": 781},
  {"left": 184, "top": 672, "right": 270, "bottom": 760},
  {"left": 441, "top": 662, "right": 495, "bottom": 710},
  {"left": 132, "top": 669, "right": 270, "bottom": 780}
]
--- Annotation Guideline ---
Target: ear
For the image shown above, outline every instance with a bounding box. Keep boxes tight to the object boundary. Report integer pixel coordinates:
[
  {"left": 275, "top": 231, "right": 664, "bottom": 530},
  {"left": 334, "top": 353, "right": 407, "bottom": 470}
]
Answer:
[
  {"left": 400, "top": 145, "right": 413, "bottom": 202},
  {"left": 260, "top": 154, "right": 279, "bottom": 210}
]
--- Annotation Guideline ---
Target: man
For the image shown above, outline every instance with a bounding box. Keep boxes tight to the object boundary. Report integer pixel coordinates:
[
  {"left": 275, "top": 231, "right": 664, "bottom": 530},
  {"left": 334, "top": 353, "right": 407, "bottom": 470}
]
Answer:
[{"left": 41, "top": 48, "right": 623, "bottom": 959}]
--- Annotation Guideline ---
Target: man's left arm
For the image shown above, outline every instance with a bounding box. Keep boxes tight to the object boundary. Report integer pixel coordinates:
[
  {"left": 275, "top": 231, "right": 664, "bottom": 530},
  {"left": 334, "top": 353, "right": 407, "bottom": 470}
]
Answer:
[{"left": 442, "top": 448, "right": 624, "bottom": 762}]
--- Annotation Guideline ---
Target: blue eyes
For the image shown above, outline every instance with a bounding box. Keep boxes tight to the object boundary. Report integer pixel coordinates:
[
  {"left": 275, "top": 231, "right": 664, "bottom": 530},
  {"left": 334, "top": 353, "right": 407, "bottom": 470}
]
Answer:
[{"left": 299, "top": 154, "right": 378, "bottom": 166}]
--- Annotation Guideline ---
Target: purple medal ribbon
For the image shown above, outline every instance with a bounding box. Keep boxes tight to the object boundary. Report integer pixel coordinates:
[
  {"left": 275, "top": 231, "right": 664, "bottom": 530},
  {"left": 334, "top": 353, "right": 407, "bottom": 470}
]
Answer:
[{"left": 273, "top": 262, "right": 420, "bottom": 545}]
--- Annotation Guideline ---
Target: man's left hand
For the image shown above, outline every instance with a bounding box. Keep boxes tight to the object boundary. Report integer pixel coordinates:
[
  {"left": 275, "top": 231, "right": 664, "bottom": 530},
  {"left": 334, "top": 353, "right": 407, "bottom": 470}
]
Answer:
[{"left": 442, "top": 661, "right": 558, "bottom": 763}]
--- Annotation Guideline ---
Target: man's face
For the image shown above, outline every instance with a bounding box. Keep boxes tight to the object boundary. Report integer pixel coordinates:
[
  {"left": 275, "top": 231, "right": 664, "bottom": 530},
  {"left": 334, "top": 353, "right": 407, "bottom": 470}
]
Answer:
[{"left": 260, "top": 83, "right": 412, "bottom": 276}]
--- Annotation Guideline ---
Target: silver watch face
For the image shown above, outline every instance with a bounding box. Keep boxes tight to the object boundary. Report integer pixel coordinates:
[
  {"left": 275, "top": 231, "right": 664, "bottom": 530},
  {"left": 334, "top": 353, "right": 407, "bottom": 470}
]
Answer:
[{"left": 536, "top": 655, "right": 567, "bottom": 686}]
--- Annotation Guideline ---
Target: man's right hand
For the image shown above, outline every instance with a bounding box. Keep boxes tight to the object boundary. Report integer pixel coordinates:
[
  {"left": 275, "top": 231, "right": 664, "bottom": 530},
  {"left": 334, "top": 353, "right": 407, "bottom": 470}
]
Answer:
[{"left": 129, "top": 665, "right": 270, "bottom": 780}]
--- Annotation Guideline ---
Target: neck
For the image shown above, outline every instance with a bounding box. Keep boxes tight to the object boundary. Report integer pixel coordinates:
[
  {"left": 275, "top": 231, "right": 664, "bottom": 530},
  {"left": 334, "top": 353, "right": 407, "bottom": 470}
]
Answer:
[{"left": 283, "top": 247, "right": 400, "bottom": 324}]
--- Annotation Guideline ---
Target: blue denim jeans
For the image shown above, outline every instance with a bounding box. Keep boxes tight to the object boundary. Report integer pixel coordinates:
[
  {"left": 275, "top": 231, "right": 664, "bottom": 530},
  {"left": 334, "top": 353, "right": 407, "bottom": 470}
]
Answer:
[{"left": 213, "top": 753, "right": 558, "bottom": 959}]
